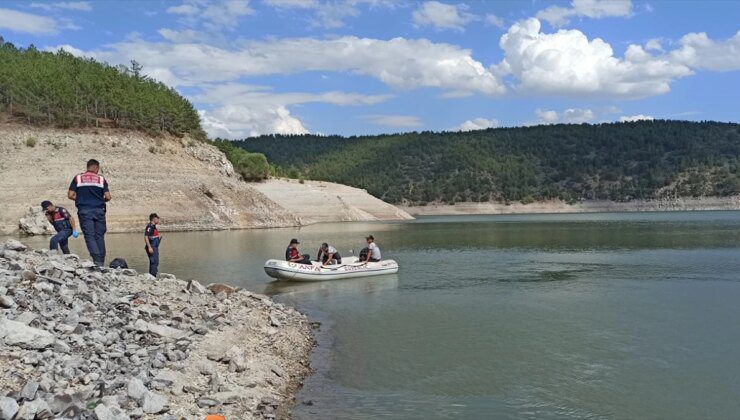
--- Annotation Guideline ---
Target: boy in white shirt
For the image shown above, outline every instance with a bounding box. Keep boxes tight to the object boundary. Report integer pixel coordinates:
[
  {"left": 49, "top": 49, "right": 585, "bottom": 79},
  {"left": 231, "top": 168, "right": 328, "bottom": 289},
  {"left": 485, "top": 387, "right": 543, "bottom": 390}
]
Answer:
[{"left": 364, "top": 235, "right": 381, "bottom": 262}]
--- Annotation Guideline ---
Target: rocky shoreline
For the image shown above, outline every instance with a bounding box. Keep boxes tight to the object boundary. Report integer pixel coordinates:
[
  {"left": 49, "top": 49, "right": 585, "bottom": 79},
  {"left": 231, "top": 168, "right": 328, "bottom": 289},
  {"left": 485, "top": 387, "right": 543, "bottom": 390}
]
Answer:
[
  {"left": 0, "top": 240, "right": 314, "bottom": 419},
  {"left": 402, "top": 196, "right": 740, "bottom": 216}
]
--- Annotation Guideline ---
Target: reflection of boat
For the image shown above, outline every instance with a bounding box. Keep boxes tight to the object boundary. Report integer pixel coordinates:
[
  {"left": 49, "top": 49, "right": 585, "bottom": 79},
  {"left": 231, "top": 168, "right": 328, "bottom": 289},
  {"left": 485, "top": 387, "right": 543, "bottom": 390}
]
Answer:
[{"left": 263, "top": 256, "right": 399, "bottom": 281}]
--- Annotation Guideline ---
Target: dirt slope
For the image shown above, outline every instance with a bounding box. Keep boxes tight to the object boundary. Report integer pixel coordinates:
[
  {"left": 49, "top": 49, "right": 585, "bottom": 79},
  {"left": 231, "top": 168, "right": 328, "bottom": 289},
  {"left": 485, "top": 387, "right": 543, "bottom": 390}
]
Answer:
[
  {"left": 0, "top": 125, "right": 301, "bottom": 234},
  {"left": 251, "top": 178, "right": 413, "bottom": 224},
  {"left": 0, "top": 124, "right": 413, "bottom": 235}
]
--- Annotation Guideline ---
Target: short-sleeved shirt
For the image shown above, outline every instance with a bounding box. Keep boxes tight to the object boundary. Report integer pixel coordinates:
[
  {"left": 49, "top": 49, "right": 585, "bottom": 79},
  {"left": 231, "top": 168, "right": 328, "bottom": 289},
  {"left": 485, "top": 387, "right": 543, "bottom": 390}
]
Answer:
[
  {"left": 145, "top": 222, "right": 161, "bottom": 247},
  {"left": 49, "top": 206, "right": 71, "bottom": 231},
  {"left": 286, "top": 246, "right": 299, "bottom": 261},
  {"left": 368, "top": 242, "right": 381, "bottom": 260},
  {"left": 69, "top": 171, "right": 109, "bottom": 209},
  {"left": 326, "top": 245, "right": 338, "bottom": 254}
]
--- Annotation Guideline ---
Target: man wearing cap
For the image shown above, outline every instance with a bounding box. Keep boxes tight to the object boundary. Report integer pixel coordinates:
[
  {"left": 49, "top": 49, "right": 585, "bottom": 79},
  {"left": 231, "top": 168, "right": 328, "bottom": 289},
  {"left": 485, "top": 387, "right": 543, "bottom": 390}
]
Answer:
[
  {"left": 317, "top": 242, "right": 342, "bottom": 265},
  {"left": 68, "top": 159, "right": 111, "bottom": 266},
  {"left": 363, "top": 235, "right": 382, "bottom": 263},
  {"left": 41, "top": 200, "right": 78, "bottom": 255},
  {"left": 144, "top": 213, "right": 162, "bottom": 277},
  {"left": 285, "top": 239, "right": 311, "bottom": 264}
]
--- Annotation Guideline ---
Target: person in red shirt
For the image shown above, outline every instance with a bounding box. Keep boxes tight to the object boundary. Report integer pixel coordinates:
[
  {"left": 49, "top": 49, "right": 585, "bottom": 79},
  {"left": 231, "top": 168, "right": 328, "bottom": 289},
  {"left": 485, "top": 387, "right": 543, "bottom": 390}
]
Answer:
[
  {"left": 41, "top": 200, "right": 78, "bottom": 254},
  {"left": 285, "top": 239, "right": 310, "bottom": 264}
]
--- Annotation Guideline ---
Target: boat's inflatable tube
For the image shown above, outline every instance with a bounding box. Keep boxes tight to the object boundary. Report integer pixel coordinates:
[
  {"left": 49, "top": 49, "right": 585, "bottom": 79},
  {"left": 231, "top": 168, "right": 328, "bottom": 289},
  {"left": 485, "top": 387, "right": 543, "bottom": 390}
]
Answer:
[{"left": 264, "top": 256, "right": 399, "bottom": 281}]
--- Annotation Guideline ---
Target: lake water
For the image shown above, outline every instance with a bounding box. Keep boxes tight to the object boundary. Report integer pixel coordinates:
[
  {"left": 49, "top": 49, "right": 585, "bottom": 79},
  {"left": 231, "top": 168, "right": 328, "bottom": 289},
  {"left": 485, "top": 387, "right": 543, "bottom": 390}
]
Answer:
[{"left": 10, "top": 211, "right": 740, "bottom": 419}]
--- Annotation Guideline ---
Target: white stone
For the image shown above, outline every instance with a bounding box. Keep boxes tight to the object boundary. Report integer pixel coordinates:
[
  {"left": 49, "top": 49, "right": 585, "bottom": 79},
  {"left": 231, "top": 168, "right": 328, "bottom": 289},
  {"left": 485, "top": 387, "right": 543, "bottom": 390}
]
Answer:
[
  {"left": 0, "top": 397, "right": 19, "bottom": 420},
  {"left": 0, "top": 317, "right": 55, "bottom": 349}
]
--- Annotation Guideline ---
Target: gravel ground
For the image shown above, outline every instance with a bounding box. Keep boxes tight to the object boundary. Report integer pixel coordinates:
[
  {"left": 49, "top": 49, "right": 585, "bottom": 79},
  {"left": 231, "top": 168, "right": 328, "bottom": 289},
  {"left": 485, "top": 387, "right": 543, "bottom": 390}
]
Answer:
[{"left": 0, "top": 240, "right": 314, "bottom": 419}]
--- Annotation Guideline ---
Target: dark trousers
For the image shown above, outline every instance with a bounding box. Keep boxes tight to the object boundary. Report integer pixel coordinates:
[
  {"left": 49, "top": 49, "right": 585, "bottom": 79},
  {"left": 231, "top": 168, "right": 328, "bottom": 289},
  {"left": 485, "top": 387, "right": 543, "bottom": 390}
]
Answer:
[
  {"left": 322, "top": 253, "right": 342, "bottom": 264},
  {"left": 147, "top": 246, "right": 159, "bottom": 276},
  {"left": 50, "top": 229, "right": 72, "bottom": 254},
  {"left": 78, "top": 207, "right": 107, "bottom": 266},
  {"left": 295, "top": 254, "right": 311, "bottom": 264}
]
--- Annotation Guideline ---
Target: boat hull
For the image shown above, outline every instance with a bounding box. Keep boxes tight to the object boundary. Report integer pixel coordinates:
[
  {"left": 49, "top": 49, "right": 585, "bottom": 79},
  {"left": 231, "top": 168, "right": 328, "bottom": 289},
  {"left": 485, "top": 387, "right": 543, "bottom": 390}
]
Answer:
[{"left": 264, "top": 257, "right": 399, "bottom": 281}]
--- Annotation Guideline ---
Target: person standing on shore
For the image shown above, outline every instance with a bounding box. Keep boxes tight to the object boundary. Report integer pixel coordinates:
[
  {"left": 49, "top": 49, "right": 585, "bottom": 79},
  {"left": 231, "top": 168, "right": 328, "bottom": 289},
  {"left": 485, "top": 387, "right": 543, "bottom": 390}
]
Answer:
[
  {"left": 144, "top": 213, "right": 161, "bottom": 277},
  {"left": 68, "top": 159, "right": 110, "bottom": 267},
  {"left": 41, "top": 200, "right": 78, "bottom": 255}
]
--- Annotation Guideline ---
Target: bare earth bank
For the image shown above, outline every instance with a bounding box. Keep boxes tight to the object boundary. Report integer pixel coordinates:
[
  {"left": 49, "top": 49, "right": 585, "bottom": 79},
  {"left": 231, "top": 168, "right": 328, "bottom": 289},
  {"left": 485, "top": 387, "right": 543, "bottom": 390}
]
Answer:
[
  {"left": 0, "top": 124, "right": 411, "bottom": 235},
  {"left": 401, "top": 196, "right": 740, "bottom": 216}
]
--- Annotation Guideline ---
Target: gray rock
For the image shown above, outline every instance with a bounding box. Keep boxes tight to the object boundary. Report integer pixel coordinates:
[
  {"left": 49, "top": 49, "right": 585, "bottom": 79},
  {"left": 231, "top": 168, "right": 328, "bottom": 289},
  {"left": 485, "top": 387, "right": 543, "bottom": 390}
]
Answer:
[
  {"left": 14, "top": 312, "right": 37, "bottom": 325},
  {"left": 127, "top": 377, "right": 147, "bottom": 401},
  {"left": 229, "top": 354, "right": 249, "bottom": 373},
  {"left": 187, "top": 280, "right": 207, "bottom": 294},
  {"left": 0, "top": 317, "right": 55, "bottom": 349},
  {"left": 18, "top": 208, "right": 54, "bottom": 236},
  {"left": 0, "top": 295, "right": 15, "bottom": 308},
  {"left": 146, "top": 323, "right": 187, "bottom": 340},
  {"left": 94, "top": 404, "right": 129, "bottom": 420},
  {"left": 269, "top": 314, "right": 282, "bottom": 327},
  {"left": 14, "top": 399, "right": 50, "bottom": 420},
  {"left": 140, "top": 391, "right": 168, "bottom": 414},
  {"left": 199, "top": 362, "right": 216, "bottom": 376},
  {"left": 20, "top": 380, "right": 39, "bottom": 400},
  {"left": 4, "top": 239, "right": 27, "bottom": 251},
  {"left": 0, "top": 397, "right": 19, "bottom": 420},
  {"left": 196, "top": 398, "right": 220, "bottom": 408}
]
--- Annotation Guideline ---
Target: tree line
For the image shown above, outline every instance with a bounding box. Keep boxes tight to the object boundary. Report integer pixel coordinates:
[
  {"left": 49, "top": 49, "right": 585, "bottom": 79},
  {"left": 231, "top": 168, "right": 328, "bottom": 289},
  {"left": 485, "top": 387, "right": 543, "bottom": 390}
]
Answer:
[
  {"left": 0, "top": 36, "right": 205, "bottom": 140},
  {"left": 235, "top": 120, "right": 740, "bottom": 205}
]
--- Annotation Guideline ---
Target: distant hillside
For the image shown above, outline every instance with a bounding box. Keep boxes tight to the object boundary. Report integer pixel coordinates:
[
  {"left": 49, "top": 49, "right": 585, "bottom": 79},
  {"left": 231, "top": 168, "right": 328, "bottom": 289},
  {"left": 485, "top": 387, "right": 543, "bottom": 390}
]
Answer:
[
  {"left": 235, "top": 121, "right": 740, "bottom": 205},
  {"left": 0, "top": 37, "right": 205, "bottom": 139}
]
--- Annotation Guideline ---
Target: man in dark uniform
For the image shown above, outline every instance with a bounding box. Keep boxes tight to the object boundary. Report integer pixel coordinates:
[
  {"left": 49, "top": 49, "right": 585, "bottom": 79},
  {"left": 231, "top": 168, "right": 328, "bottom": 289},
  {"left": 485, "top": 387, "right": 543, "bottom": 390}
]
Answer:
[
  {"left": 41, "top": 200, "right": 78, "bottom": 254},
  {"left": 144, "top": 213, "right": 161, "bottom": 277},
  {"left": 68, "top": 159, "right": 111, "bottom": 266},
  {"left": 285, "top": 239, "right": 311, "bottom": 264}
]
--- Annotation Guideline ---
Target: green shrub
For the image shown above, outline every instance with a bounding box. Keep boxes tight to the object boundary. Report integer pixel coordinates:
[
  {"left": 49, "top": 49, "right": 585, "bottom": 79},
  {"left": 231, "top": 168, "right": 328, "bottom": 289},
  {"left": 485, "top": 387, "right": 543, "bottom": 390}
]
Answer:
[
  {"left": 213, "top": 140, "right": 270, "bottom": 181},
  {"left": 25, "top": 137, "right": 36, "bottom": 147}
]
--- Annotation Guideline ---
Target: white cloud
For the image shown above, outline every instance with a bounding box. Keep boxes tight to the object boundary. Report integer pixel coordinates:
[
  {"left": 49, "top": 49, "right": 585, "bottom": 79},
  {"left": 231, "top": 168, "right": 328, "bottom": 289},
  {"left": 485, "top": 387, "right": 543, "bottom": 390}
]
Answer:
[
  {"left": 199, "top": 106, "right": 308, "bottom": 138},
  {"left": 534, "top": 108, "right": 595, "bottom": 124},
  {"left": 167, "top": 4, "right": 199, "bottom": 15},
  {"left": 619, "top": 114, "right": 654, "bottom": 122},
  {"left": 485, "top": 13, "right": 505, "bottom": 29},
  {"left": 412, "top": 1, "right": 475, "bottom": 31},
  {"left": 537, "top": 0, "right": 632, "bottom": 27},
  {"left": 645, "top": 38, "right": 663, "bottom": 52},
  {"left": 157, "top": 28, "right": 203, "bottom": 43},
  {"left": 265, "top": 0, "right": 318, "bottom": 8},
  {"left": 496, "top": 18, "right": 691, "bottom": 98},
  {"left": 192, "top": 83, "right": 392, "bottom": 107},
  {"left": 0, "top": 8, "right": 58, "bottom": 35},
  {"left": 362, "top": 114, "right": 422, "bottom": 128},
  {"left": 166, "top": 0, "right": 254, "bottom": 30},
  {"left": 29, "top": 1, "right": 92, "bottom": 11},
  {"left": 456, "top": 117, "right": 499, "bottom": 131},
  {"left": 669, "top": 31, "right": 740, "bottom": 71},
  {"left": 62, "top": 35, "right": 505, "bottom": 96},
  {"left": 264, "top": 0, "right": 394, "bottom": 29}
]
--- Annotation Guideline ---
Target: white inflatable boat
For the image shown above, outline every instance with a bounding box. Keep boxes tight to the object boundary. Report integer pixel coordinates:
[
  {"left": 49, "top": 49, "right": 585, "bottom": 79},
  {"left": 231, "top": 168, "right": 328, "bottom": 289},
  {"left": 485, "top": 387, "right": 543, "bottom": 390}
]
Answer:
[{"left": 264, "top": 256, "right": 399, "bottom": 281}]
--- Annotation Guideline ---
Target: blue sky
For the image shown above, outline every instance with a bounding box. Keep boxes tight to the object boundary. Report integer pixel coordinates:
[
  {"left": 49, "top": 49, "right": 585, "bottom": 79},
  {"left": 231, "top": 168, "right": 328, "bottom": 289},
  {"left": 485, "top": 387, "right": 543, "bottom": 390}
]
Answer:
[{"left": 1, "top": 0, "right": 739, "bottom": 138}]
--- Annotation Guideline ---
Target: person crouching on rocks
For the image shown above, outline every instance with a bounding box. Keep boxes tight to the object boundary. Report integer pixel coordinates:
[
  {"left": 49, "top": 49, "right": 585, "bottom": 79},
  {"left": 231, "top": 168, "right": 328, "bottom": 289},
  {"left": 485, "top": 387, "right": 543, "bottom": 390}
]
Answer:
[
  {"left": 286, "top": 238, "right": 311, "bottom": 265},
  {"left": 41, "top": 200, "right": 78, "bottom": 255},
  {"left": 145, "top": 213, "right": 162, "bottom": 277}
]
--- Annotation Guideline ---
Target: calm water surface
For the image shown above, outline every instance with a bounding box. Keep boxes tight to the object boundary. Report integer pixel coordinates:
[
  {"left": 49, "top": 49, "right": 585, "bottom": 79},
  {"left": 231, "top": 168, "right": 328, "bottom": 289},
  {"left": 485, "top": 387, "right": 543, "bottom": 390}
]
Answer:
[{"left": 12, "top": 211, "right": 740, "bottom": 419}]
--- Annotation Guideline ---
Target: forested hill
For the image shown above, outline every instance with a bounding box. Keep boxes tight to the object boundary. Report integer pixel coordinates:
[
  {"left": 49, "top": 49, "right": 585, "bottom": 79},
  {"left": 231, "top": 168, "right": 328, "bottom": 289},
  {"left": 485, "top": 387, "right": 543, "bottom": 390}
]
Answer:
[
  {"left": 0, "top": 37, "right": 205, "bottom": 139},
  {"left": 234, "top": 121, "right": 740, "bottom": 205}
]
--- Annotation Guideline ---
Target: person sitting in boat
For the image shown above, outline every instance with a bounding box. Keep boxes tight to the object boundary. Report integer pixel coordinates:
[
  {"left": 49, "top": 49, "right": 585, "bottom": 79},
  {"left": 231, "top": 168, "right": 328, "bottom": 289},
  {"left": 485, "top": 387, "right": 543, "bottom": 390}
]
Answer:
[
  {"left": 361, "top": 235, "right": 381, "bottom": 263},
  {"left": 317, "top": 243, "right": 342, "bottom": 265},
  {"left": 285, "top": 238, "right": 311, "bottom": 264}
]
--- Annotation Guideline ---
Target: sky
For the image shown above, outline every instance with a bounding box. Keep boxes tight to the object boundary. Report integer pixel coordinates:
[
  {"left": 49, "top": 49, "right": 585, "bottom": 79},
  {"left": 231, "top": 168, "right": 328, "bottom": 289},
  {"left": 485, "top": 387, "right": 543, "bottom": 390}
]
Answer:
[{"left": 1, "top": 0, "right": 739, "bottom": 138}]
